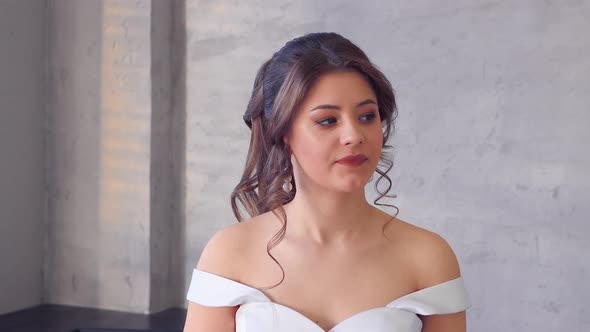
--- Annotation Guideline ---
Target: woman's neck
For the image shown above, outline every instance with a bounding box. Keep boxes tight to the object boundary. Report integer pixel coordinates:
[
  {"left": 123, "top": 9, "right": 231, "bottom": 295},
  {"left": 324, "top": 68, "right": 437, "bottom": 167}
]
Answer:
[{"left": 282, "top": 187, "right": 378, "bottom": 247}]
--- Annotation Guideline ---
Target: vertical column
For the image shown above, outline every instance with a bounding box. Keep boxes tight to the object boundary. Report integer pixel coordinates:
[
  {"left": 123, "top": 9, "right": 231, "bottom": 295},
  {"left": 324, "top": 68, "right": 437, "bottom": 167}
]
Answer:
[
  {"left": 46, "top": 0, "right": 185, "bottom": 313},
  {"left": 149, "top": 0, "right": 186, "bottom": 312},
  {"left": 46, "top": 0, "right": 153, "bottom": 313},
  {"left": 0, "top": 0, "right": 46, "bottom": 315}
]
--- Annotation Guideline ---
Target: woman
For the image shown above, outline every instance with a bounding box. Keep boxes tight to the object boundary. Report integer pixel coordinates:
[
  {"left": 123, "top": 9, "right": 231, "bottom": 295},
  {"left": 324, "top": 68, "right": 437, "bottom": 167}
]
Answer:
[{"left": 183, "top": 32, "right": 469, "bottom": 332}]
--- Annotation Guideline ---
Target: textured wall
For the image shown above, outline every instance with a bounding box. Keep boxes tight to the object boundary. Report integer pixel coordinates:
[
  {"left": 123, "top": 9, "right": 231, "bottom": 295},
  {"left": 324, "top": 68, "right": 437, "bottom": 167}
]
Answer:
[
  {"left": 183, "top": 1, "right": 590, "bottom": 331},
  {"left": 44, "top": 0, "right": 186, "bottom": 313},
  {"left": 149, "top": 0, "right": 187, "bottom": 312},
  {"left": 45, "top": 0, "right": 153, "bottom": 313},
  {"left": 0, "top": 0, "right": 46, "bottom": 315}
]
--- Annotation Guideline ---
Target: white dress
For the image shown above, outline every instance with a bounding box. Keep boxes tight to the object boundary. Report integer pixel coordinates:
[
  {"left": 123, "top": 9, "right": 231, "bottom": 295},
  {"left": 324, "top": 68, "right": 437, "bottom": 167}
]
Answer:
[{"left": 186, "top": 268, "right": 470, "bottom": 332}]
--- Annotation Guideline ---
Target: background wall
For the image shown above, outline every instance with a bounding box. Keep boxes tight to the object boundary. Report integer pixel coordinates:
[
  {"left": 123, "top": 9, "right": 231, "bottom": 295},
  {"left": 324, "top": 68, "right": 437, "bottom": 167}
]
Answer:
[
  {"left": 44, "top": 0, "right": 154, "bottom": 312},
  {"left": 0, "top": 0, "right": 587, "bottom": 329},
  {"left": 0, "top": 0, "right": 186, "bottom": 316},
  {"left": 0, "top": 0, "right": 46, "bottom": 315},
  {"left": 44, "top": 0, "right": 185, "bottom": 314},
  {"left": 183, "top": 1, "right": 590, "bottom": 331}
]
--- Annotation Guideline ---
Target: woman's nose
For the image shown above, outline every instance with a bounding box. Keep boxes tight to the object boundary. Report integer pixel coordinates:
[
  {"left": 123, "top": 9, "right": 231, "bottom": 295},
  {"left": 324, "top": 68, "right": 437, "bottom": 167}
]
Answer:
[{"left": 340, "top": 120, "right": 364, "bottom": 146}]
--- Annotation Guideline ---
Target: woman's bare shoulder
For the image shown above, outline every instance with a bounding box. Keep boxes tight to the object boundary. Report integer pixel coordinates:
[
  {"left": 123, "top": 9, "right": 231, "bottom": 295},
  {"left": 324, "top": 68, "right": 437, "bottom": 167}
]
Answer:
[
  {"left": 186, "top": 217, "right": 271, "bottom": 332},
  {"left": 386, "top": 216, "right": 462, "bottom": 288},
  {"left": 195, "top": 212, "right": 276, "bottom": 279}
]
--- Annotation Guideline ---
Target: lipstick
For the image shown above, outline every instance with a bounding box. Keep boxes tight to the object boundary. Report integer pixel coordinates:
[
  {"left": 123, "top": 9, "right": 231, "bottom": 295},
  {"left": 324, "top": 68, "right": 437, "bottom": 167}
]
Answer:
[{"left": 336, "top": 154, "right": 368, "bottom": 166}]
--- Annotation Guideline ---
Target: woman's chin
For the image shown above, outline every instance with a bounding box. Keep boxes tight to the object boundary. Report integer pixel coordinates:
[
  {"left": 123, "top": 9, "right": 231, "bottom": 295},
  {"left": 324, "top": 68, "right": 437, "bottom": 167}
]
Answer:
[{"left": 334, "top": 179, "right": 371, "bottom": 193}]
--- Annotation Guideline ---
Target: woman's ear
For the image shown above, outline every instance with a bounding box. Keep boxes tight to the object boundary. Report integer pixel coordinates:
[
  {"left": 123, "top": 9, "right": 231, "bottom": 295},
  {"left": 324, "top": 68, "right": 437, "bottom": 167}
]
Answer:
[{"left": 282, "top": 135, "right": 292, "bottom": 154}]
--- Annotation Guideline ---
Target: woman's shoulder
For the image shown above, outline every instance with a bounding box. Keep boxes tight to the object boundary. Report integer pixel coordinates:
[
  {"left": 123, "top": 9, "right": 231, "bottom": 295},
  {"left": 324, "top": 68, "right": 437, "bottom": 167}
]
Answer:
[
  {"left": 385, "top": 216, "right": 463, "bottom": 288},
  {"left": 195, "top": 212, "right": 276, "bottom": 281}
]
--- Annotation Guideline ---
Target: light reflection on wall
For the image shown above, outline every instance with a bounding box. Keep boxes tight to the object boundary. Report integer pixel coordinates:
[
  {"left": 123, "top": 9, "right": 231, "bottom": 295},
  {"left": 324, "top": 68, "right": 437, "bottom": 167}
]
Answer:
[{"left": 98, "top": 0, "right": 151, "bottom": 311}]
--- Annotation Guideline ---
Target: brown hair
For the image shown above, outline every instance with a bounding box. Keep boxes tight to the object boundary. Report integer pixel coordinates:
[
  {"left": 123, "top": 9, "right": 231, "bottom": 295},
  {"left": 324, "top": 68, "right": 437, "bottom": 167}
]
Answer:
[{"left": 231, "top": 32, "right": 399, "bottom": 289}]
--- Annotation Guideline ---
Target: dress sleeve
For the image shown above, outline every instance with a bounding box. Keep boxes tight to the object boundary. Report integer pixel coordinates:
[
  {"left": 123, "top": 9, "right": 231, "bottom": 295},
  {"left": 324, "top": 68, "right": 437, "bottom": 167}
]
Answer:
[
  {"left": 388, "top": 277, "right": 471, "bottom": 315},
  {"left": 186, "top": 269, "right": 270, "bottom": 307}
]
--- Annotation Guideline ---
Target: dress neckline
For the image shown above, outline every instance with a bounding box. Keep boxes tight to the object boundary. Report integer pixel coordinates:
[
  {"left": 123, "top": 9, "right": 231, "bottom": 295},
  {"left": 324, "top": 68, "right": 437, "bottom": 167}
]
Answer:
[{"left": 193, "top": 268, "right": 464, "bottom": 332}]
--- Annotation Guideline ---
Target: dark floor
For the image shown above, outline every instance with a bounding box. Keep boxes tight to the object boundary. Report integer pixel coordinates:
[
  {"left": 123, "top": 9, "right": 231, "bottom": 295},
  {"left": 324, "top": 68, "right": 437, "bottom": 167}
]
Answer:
[{"left": 0, "top": 305, "right": 186, "bottom": 332}]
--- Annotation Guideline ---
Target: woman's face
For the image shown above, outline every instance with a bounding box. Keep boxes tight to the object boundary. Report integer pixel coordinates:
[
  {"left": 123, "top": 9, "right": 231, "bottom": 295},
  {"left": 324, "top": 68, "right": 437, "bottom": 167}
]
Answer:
[{"left": 284, "top": 70, "right": 383, "bottom": 193}]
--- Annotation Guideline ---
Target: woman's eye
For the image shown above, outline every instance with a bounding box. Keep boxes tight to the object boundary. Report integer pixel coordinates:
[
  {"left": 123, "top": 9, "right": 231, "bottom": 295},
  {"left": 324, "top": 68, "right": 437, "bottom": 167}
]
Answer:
[
  {"left": 315, "top": 112, "right": 376, "bottom": 126},
  {"left": 316, "top": 117, "right": 337, "bottom": 126},
  {"left": 360, "top": 112, "right": 377, "bottom": 122}
]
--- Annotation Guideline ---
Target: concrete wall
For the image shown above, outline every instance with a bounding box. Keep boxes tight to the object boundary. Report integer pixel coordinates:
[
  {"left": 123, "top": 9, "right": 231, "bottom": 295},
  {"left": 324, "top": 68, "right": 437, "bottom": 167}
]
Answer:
[
  {"left": 0, "top": 0, "right": 47, "bottom": 315},
  {"left": 183, "top": 1, "right": 590, "bottom": 331},
  {"left": 0, "top": 0, "right": 185, "bottom": 315},
  {"left": 45, "top": 0, "right": 185, "bottom": 313},
  {"left": 1, "top": 0, "right": 587, "bottom": 326},
  {"left": 149, "top": 0, "right": 187, "bottom": 312},
  {"left": 45, "top": 0, "right": 151, "bottom": 312}
]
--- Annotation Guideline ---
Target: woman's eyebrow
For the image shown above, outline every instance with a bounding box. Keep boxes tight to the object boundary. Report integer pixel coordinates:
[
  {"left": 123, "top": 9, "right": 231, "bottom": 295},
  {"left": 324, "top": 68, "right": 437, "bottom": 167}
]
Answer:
[{"left": 309, "top": 98, "right": 377, "bottom": 112}]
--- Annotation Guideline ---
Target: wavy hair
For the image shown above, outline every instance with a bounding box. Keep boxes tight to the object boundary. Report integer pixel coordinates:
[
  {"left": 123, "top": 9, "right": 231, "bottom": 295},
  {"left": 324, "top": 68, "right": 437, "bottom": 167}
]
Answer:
[{"left": 230, "top": 32, "right": 399, "bottom": 289}]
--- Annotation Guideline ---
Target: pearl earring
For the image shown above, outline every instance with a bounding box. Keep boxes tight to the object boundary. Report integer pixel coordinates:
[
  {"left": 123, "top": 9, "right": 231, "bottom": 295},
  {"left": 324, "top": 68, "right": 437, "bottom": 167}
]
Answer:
[{"left": 282, "top": 175, "right": 293, "bottom": 193}]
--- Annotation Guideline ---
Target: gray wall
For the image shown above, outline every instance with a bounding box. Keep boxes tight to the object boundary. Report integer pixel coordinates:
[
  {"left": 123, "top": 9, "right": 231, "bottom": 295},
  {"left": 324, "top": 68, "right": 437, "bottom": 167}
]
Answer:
[
  {"left": 45, "top": 0, "right": 185, "bottom": 313},
  {"left": 150, "top": 0, "right": 187, "bottom": 312},
  {"left": 45, "top": 0, "right": 152, "bottom": 312},
  {"left": 0, "top": 0, "right": 46, "bottom": 315},
  {"left": 0, "top": 0, "right": 186, "bottom": 316},
  {"left": 183, "top": 1, "right": 590, "bottom": 331},
  {"left": 1, "top": 0, "right": 587, "bottom": 328}
]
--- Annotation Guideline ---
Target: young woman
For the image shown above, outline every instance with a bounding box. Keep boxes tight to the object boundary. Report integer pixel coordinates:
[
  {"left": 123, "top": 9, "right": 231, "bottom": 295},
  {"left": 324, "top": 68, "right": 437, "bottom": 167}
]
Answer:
[{"left": 183, "top": 32, "right": 469, "bottom": 332}]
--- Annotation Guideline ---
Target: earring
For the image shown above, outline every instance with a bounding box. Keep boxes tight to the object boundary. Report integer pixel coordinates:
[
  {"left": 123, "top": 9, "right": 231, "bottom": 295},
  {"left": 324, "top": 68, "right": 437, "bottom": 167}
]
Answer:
[{"left": 282, "top": 175, "right": 293, "bottom": 193}]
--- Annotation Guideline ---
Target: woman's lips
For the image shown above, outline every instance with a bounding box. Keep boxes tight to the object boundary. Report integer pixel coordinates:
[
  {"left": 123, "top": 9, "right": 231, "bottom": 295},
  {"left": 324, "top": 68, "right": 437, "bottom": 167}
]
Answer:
[{"left": 336, "top": 154, "right": 368, "bottom": 166}]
